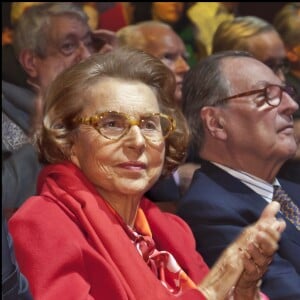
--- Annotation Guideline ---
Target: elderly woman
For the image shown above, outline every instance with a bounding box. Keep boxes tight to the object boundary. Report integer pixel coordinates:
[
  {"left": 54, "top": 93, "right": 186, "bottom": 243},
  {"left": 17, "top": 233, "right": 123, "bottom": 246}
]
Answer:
[{"left": 9, "top": 47, "right": 285, "bottom": 299}]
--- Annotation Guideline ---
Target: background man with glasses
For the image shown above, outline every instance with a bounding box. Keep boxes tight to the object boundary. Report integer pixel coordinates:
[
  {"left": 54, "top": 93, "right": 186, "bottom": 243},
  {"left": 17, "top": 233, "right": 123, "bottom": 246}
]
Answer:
[{"left": 177, "top": 51, "right": 300, "bottom": 300}]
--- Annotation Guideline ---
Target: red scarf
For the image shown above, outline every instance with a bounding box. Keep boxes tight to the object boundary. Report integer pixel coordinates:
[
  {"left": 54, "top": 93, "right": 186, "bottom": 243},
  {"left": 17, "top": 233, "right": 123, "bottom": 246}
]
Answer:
[{"left": 12, "top": 162, "right": 208, "bottom": 299}]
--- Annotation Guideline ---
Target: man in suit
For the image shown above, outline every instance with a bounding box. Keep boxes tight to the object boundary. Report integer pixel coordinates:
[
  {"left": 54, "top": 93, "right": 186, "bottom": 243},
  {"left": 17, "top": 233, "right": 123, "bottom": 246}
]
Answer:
[{"left": 177, "top": 50, "right": 300, "bottom": 300}]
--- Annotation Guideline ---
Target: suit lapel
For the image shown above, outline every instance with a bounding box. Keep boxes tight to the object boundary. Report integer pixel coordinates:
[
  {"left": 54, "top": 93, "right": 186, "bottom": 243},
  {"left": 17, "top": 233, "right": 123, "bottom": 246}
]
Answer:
[{"left": 199, "top": 161, "right": 300, "bottom": 246}]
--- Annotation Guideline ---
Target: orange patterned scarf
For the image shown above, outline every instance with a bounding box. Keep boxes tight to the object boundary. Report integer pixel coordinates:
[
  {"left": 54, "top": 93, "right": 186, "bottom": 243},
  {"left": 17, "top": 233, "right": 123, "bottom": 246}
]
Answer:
[{"left": 108, "top": 202, "right": 198, "bottom": 296}]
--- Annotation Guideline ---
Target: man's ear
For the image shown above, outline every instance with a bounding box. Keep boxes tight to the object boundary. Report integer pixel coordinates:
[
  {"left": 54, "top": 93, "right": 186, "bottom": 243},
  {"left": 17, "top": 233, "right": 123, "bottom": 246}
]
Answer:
[
  {"left": 200, "top": 106, "right": 227, "bottom": 140},
  {"left": 18, "top": 49, "right": 38, "bottom": 78}
]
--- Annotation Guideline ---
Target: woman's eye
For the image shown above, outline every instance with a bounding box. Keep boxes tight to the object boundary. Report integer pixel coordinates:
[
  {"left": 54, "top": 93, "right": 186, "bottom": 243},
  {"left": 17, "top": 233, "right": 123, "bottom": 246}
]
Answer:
[
  {"left": 142, "top": 119, "right": 160, "bottom": 131},
  {"left": 102, "top": 119, "right": 124, "bottom": 129},
  {"left": 103, "top": 121, "right": 117, "bottom": 128},
  {"left": 145, "top": 122, "right": 156, "bottom": 130}
]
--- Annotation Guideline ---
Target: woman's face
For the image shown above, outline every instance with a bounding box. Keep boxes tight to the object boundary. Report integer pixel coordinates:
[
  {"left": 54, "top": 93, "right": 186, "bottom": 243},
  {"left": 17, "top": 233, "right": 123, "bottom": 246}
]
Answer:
[
  {"left": 70, "top": 77, "right": 165, "bottom": 198},
  {"left": 152, "top": 2, "right": 184, "bottom": 24}
]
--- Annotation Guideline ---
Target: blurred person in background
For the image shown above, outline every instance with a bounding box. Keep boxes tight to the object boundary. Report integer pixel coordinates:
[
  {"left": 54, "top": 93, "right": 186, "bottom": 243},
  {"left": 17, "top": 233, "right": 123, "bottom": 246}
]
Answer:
[
  {"left": 187, "top": 2, "right": 239, "bottom": 56},
  {"left": 130, "top": 2, "right": 202, "bottom": 66},
  {"left": 212, "top": 15, "right": 288, "bottom": 82},
  {"left": 3, "top": 2, "right": 96, "bottom": 216},
  {"left": 117, "top": 21, "right": 189, "bottom": 106},
  {"left": 273, "top": 2, "right": 300, "bottom": 183}
]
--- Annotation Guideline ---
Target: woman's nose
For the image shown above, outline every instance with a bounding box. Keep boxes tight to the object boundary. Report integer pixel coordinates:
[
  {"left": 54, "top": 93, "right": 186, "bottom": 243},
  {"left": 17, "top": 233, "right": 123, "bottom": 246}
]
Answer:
[{"left": 123, "top": 125, "right": 146, "bottom": 150}]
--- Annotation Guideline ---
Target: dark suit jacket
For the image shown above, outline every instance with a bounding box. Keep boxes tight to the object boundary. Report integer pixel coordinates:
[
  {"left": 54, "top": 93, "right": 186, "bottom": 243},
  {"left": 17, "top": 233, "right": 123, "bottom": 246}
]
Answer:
[
  {"left": 177, "top": 161, "right": 300, "bottom": 300},
  {"left": 146, "top": 175, "right": 181, "bottom": 202}
]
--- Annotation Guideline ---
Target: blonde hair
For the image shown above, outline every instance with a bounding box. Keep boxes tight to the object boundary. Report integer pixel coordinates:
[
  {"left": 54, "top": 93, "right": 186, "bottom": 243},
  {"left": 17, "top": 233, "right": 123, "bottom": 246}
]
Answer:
[{"left": 212, "top": 16, "right": 274, "bottom": 53}]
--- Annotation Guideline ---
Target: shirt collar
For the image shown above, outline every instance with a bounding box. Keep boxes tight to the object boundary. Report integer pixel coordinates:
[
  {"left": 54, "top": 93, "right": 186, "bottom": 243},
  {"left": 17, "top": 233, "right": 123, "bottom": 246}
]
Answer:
[{"left": 211, "top": 162, "right": 280, "bottom": 203}]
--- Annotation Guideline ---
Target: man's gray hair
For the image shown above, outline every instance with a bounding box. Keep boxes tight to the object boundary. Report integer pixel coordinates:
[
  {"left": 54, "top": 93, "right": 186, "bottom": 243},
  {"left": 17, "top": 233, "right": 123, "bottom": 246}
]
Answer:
[{"left": 13, "top": 2, "right": 88, "bottom": 58}]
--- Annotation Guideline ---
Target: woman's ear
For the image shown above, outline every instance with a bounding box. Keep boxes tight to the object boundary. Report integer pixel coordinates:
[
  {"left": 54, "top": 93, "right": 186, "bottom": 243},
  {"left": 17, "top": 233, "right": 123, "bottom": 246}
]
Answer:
[
  {"left": 200, "top": 106, "right": 227, "bottom": 140},
  {"left": 18, "top": 49, "right": 38, "bottom": 78},
  {"left": 69, "top": 138, "right": 80, "bottom": 168}
]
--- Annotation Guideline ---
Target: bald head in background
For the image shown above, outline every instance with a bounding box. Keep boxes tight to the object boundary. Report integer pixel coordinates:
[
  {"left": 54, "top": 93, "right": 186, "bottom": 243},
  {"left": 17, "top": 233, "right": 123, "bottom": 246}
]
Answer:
[{"left": 117, "top": 21, "right": 190, "bottom": 106}]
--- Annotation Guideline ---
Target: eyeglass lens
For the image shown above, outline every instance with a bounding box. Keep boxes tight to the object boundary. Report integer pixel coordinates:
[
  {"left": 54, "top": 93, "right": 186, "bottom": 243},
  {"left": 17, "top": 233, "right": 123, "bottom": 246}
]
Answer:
[
  {"left": 97, "top": 112, "right": 172, "bottom": 141},
  {"left": 266, "top": 85, "right": 296, "bottom": 106}
]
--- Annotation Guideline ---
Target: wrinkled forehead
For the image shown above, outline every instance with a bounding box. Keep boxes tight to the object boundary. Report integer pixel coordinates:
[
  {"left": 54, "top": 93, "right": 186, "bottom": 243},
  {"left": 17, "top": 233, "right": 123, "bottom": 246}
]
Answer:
[
  {"left": 47, "top": 14, "right": 90, "bottom": 37},
  {"left": 81, "top": 77, "right": 160, "bottom": 115},
  {"left": 221, "top": 56, "right": 282, "bottom": 92}
]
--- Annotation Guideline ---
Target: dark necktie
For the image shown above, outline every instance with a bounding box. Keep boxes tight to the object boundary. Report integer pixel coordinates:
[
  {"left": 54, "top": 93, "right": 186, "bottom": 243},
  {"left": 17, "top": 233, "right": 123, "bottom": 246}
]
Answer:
[{"left": 273, "top": 185, "right": 300, "bottom": 231}]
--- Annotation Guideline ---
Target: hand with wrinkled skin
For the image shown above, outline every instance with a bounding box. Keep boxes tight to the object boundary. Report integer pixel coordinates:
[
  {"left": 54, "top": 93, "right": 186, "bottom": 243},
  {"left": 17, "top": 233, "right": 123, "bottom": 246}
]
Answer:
[
  {"left": 234, "top": 201, "right": 286, "bottom": 299},
  {"left": 198, "top": 202, "right": 285, "bottom": 300}
]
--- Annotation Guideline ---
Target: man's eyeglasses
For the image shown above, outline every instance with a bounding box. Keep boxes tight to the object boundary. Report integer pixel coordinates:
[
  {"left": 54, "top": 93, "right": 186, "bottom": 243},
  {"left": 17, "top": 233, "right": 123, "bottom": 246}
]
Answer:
[
  {"left": 263, "top": 58, "right": 290, "bottom": 75},
  {"left": 74, "top": 111, "right": 176, "bottom": 142},
  {"left": 217, "top": 84, "right": 297, "bottom": 107}
]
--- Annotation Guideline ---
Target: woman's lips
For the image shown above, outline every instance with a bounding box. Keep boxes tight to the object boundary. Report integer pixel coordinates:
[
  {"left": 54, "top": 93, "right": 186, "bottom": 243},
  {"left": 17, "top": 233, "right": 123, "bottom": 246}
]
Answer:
[{"left": 117, "top": 162, "right": 146, "bottom": 170}]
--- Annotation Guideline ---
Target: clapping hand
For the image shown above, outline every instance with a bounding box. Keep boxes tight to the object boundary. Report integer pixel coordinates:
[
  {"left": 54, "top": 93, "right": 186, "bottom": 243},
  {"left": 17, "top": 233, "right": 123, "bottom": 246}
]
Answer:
[
  {"left": 234, "top": 202, "right": 286, "bottom": 299},
  {"left": 198, "top": 202, "right": 285, "bottom": 300}
]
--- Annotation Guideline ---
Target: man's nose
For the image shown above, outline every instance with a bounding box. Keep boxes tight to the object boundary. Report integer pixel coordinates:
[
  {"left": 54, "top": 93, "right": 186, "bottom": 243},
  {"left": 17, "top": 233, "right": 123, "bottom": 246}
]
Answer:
[
  {"left": 78, "top": 41, "right": 92, "bottom": 59},
  {"left": 174, "top": 55, "right": 190, "bottom": 74},
  {"left": 281, "top": 90, "right": 299, "bottom": 115}
]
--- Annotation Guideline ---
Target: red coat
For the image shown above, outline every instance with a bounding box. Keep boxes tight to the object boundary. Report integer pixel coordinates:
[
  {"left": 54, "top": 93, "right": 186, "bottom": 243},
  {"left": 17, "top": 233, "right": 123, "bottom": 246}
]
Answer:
[{"left": 9, "top": 162, "right": 209, "bottom": 299}]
